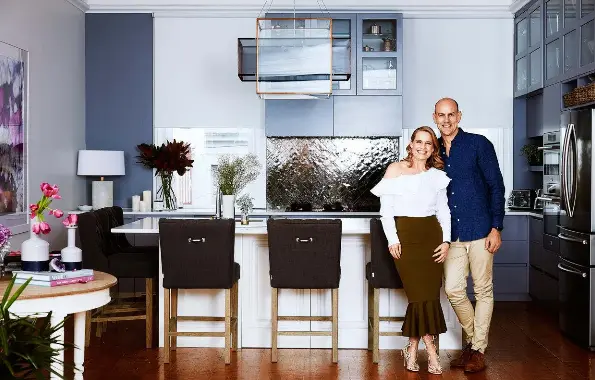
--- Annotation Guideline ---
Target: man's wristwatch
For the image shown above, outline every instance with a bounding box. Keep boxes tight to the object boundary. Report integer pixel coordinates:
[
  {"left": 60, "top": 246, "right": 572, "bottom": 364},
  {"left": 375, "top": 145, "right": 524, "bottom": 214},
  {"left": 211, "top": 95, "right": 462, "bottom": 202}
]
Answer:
[
  {"left": 494, "top": 226, "right": 503, "bottom": 232},
  {"left": 443, "top": 241, "right": 451, "bottom": 246}
]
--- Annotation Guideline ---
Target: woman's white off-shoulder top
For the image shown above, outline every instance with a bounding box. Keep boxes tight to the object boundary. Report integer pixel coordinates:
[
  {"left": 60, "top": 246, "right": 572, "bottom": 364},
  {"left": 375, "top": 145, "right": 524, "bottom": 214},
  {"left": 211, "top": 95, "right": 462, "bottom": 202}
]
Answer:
[{"left": 370, "top": 167, "right": 451, "bottom": 246}]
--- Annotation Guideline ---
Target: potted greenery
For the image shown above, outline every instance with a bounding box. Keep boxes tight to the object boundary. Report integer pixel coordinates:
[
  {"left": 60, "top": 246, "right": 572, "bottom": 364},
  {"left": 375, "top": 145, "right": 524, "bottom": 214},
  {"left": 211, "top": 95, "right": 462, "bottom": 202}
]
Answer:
[
  {"left": 215, "top": 154, "right": 260, "bottom": 219},
  {"left": 520, "top": 143, "right": 542, "bottom": 166},
  {"left": 0, "top": 277, "right": 69, "bottom": 379},
  {"left": 237, "top": 194, "right": 254, "bottom": 225}
]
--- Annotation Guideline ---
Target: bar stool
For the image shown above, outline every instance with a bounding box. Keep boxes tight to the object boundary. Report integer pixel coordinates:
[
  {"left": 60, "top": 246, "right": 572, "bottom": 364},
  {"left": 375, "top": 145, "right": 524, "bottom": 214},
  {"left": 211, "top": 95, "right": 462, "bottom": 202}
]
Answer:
[
  {"left": 267, "top": 219, "right": 342, "bottom": 363},
  {"left": 78, "top": 206, "right": 158, "bottom": 348},
  {"left": 158, "top": 218, "right": 240, "bottom": 364},
  {"left": 367, "top": 218, "right": 405, "bottom": 363}
]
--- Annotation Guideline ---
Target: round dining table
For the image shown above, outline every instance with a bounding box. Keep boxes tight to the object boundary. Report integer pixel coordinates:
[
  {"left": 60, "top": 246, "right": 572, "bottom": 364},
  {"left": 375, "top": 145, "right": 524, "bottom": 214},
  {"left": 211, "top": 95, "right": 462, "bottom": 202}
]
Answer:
[{"left": 0, "top": 271, "right": 116, "bottom": 379}]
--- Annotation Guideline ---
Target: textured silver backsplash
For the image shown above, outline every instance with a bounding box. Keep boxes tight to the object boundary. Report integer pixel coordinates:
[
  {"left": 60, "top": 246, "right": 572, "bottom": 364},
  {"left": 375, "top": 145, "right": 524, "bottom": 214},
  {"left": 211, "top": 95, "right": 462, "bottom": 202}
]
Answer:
[{"left": 266, "top": 137, "right": 399, "bottom": 211}]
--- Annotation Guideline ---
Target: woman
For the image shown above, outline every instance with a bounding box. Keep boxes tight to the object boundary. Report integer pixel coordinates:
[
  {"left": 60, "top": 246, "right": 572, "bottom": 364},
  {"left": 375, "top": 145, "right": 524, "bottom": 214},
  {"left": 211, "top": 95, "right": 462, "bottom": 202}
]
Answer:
[{"left": 370, "top": 126, "right": 451, "bottom": 375}]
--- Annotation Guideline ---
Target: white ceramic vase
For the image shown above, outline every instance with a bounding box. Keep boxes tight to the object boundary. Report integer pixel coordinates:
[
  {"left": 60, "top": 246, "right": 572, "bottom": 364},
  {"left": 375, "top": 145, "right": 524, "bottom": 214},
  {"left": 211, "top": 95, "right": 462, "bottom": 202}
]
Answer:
[
  {"left": 222, "top": 194, "right": 236, "bottom": 219},
  {"left": 21, "top": 217, "right": 50, "bottom": 272},
  {"left": 61, "top": 226, "right": 82, "bottom": 271}
]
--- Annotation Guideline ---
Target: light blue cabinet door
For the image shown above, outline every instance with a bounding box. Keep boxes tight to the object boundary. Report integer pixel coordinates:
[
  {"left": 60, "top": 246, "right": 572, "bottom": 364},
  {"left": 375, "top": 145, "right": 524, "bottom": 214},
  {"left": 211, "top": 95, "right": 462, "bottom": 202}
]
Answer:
[
  {"left": 265, "top": 98, "right": 334, "bottom": 136},
  {"left": 333, "top": 96, "right": 402, "bottom": 136}
]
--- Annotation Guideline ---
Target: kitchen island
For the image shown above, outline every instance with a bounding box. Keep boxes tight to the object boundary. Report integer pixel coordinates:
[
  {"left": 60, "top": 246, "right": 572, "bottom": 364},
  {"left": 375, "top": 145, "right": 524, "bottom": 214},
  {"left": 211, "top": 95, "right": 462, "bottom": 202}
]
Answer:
[{"left": 111, "top": 217, "right": 463, "bottom": 351}]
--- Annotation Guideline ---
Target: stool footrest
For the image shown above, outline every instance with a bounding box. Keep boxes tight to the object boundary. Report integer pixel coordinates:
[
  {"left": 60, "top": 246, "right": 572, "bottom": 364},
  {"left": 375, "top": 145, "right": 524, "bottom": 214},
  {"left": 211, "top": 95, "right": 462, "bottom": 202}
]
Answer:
[
  {"left": 379, "top": 316, "right": 405, "bottom": 322},
  {"left": 278, "top": 331, "right": 332, "bottom": 336},
  {"left": 93, "top": 315, "right": 146, "bottom": 322},
  {"left": 169, "top": 331, "right": 226, "bottom": 337},
  {"left": 278, "top": 316, "right": 331, "bottom": 322},
  {"left": 379, "top": 331, "right": 403, "bottom": 336}
]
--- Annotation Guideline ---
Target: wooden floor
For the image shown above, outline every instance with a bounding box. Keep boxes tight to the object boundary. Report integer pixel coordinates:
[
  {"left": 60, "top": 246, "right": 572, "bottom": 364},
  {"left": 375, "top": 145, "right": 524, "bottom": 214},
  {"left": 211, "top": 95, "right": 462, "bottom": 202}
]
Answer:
[{"left": 64, "top": 302, "right": 595, "bottom": 379}]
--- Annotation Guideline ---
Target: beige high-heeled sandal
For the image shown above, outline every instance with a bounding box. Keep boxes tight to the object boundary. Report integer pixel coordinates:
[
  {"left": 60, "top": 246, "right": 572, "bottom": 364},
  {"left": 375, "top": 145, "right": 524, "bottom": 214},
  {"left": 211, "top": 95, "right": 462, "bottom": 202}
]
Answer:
[
  {"left": 401, "top": 341, "right": 420, "bottom": 372},
  {"left": 426, "top": 335, "right": 443, "bottom": 375}
]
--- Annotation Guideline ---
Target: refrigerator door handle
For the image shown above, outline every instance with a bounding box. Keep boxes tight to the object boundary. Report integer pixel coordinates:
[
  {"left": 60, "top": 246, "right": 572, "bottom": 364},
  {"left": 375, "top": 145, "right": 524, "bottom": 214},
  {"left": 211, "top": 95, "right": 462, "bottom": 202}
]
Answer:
[
  {"left": 569, "top": 123, "right": 578, "bottom": 217},
  {"left": 558, "top": 232, "right": 588, "bottom": 245},
  {"left": 557, "top": 263, "right": 588, "bottom": 278},
  {"left": 561, "top": 122, "right": 571, "bottom": 215}
]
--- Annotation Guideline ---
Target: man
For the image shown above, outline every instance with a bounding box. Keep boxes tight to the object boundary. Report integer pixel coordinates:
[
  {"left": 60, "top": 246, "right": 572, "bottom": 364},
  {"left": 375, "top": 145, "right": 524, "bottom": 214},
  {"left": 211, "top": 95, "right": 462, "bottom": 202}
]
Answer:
[{"left": 433, "top": 98, "right": 505, "bottom": 373}]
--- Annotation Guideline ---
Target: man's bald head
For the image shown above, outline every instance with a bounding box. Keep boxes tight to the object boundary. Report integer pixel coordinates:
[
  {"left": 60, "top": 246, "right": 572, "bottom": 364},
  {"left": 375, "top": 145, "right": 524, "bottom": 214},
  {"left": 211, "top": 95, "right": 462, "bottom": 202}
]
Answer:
[{"left": 434, "top": 98, "right": 459, "bottom": 113}]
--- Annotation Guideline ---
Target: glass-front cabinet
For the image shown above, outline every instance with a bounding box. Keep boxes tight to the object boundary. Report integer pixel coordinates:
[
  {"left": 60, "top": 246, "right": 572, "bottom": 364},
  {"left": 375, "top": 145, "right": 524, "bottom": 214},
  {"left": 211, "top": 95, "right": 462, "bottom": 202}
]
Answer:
[
  {"left": 356, "top": 13, "right": 402, "bottom": 95},
  {"left": 515, "top": 2, "right": 543, "bottom": 96},
  {"left": 541, "top": 0, "right": 595, "bottom": 86},
  {"left": 329, "top": 13, "right": 357, "bottom": 95}
]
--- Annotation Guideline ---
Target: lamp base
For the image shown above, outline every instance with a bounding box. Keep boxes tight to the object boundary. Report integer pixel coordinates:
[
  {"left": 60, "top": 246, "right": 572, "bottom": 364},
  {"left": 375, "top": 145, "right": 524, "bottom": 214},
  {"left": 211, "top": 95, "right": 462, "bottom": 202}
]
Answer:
[{"left": 92, "top": 180, "right": 113, "bottom": 210}]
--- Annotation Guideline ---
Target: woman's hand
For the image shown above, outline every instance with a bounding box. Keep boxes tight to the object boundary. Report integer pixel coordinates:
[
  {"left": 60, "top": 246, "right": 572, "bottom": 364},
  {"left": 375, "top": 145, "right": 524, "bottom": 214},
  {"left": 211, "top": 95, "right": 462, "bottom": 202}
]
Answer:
[
  {"left": 433, "top": 242, "right": 450, "bottom": 263},
  {"left": 389, "top": 243, "right": 402, "bottom": 259}
]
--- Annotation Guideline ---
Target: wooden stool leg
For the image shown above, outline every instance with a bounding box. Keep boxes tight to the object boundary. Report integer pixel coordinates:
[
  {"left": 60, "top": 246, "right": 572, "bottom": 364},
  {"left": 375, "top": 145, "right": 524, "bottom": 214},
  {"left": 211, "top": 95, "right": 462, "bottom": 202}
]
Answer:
[
  {"left": 85, "top": 311, "right": 92, "bottom": 347},
  {"left": 367, "top": 285, "right": 373, "bottom": 351},
  {"left": 224, "top": 288, "right": 231, "bottom": 364},
  {"left": 271, "top": 287, "right": 278, "bottom": 363},
  {"left": 332, "top": 288, "right": 339, "bottom": 363},
  {"left": 164, "top": 288, "right": 170, "bottom": 364},
  {"left": 171, "top": 289, "right": 178, "bottom": 350},
  {"left": 145, "top": 278, "right": 153, "bottom": 349},
  {"left": 95, "top": 307, "right": 103, "bottom": 338},
  {"left": 232, "top": 281, "right": 239, "bottom": 351},
  {"left": 373, "top": 288, "right": 380, "bottom": 364}
]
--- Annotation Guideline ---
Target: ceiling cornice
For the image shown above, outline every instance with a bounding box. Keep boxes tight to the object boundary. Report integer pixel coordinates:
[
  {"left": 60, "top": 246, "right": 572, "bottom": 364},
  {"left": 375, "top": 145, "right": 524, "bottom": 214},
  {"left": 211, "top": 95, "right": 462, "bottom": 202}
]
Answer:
[
  {"left": 65, "top": 0, "right": 90, "bottom": 12},
  {"left": 508, "top": 0, "right": 531, "bottom": 14},
  {"left": 87, "top": 4, "right": 514, "bottom": 18}
]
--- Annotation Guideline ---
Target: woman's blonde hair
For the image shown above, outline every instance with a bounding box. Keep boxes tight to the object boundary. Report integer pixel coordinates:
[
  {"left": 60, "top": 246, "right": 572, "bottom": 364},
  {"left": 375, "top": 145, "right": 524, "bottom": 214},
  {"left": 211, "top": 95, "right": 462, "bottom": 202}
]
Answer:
[{"left": 402, "top": 126, "right": 445, "bottom": 170}]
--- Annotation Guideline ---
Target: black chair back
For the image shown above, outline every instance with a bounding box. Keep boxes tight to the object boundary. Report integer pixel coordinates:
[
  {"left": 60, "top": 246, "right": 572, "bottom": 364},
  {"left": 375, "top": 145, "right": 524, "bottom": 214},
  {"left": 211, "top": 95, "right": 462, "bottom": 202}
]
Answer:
[
  {"left": 267, "top": 219, "right": 342, "bottom": 289},
  {"left": 158, "top": 219, "right": 237, "bottom": 289},
  {"left": 369, "top": 218, "right": 403, "bottom": 289},
  {"left": 77, "top": 210, "right": 109, "bottom": 272}
]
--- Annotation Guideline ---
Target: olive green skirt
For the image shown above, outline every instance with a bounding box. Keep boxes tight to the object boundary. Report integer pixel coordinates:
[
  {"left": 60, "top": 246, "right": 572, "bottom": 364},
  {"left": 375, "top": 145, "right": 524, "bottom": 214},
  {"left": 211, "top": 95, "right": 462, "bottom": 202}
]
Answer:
[{"left": 394, "top": 216, "right": 447, "bottom": 337}]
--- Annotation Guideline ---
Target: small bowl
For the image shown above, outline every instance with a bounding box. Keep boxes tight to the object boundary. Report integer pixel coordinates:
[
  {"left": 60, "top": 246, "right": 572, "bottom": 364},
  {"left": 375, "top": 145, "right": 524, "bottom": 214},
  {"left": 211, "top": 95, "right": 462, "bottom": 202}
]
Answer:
[{"left": 78, "top": 205, "right": 93, "bottom": 211}]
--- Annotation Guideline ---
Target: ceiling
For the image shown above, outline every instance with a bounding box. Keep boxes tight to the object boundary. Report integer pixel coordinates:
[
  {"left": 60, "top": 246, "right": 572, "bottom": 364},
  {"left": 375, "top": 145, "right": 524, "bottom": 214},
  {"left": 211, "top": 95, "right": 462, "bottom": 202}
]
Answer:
[{"left": 72, "top": 0, "right": 530, "bottom": 16}]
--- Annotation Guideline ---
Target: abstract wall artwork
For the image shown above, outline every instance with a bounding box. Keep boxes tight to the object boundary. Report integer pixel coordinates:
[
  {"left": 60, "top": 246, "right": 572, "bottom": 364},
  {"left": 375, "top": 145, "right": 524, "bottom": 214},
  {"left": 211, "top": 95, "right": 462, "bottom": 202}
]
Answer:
[{"left": 0, "top": 41, "right": 26, "bottom": 215}]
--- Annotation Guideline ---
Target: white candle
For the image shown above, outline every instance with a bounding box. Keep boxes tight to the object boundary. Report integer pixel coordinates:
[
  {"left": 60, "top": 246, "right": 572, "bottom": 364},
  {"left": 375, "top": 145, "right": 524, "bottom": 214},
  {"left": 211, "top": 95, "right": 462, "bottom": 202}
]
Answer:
[
  {"left": 139, "top": 200, "right": 150, "bottom": 212},
  {"left": 143, "top": 190, "right": 151, "bottom": 203},
  {"left": 132, "top": 195, "right": 141, "bottom": 212}
]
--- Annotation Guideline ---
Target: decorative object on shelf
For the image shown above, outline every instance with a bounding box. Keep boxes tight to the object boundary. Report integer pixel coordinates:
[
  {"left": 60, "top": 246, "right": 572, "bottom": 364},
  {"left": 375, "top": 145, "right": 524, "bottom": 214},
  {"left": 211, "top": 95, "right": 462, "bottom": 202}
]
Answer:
[
  {"left": 0, "top": 276, "right": 71, "bottom": 379},
  {"left": 370, "top": 23, "right": 381, "bottom": 35},
  {"left": 563, "top": 82, "right": 595, "bottom": 108},
  {"left": 382, "top": 37, "right": 395, "bottom": 52},
  {"left": 77, "top": 150, "right": 126, "bottom": 210},
  {"left": 132, "top": 195, "right": 141, "bottom": 212},
  {"left": 21, "top": 183, "right": 64, "bottom": 272},
  {"left": 520, "top": 143, "right": 542, "bottom": 166},
  {"left": 215, "top": 153, "right": 261, "bottom": 219},
  {"left": 237, "top": 194, "right": 254, "bottom": 225},
  {"left": 60, "top": 214, "right": 82, "bottom": 271},
  {"left": 136, "top": 140, "right": 194, "bottom": 211},
  {"left": 0, "top": 224, "right": 11, "bottom": 278}
]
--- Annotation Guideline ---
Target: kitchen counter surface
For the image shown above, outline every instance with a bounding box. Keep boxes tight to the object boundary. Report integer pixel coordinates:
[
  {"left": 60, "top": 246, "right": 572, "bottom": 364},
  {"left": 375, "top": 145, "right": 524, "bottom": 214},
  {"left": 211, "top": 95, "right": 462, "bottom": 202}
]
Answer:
[{"left": 72, "top": 208, "right": 544, "bottom": 218}]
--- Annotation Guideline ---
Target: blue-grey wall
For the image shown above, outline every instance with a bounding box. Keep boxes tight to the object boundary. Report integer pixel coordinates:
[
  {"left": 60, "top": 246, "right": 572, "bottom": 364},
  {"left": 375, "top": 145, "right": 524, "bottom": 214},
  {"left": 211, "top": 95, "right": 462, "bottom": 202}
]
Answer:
[{"left": 85, "top": 13, "right": 153, "bottom": 208}]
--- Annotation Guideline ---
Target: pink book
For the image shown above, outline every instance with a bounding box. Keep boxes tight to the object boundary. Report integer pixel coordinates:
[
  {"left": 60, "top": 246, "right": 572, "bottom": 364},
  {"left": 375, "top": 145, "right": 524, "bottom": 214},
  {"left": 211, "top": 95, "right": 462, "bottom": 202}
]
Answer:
[{"left": 15, "top": 275, "right": 95, "bottom": 287}]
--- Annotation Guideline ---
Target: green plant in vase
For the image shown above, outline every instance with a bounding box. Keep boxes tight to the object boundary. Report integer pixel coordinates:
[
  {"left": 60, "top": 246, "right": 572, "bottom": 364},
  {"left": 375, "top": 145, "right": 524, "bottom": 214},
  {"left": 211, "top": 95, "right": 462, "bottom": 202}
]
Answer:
[
  {"left": 520, "top": 143, "right": 542, "bottom": 166},
  {"left": 237, "top": 194, "right": 254, "bottom": 225},
  {"left": 0, "top": 277, "right": 71, "bottom": 379},
  {"left": 136, "top": 140, "right": 194, "bottom": 210},
  {"left": 215, "top": 154, "right": 260, "bottom": 219}
]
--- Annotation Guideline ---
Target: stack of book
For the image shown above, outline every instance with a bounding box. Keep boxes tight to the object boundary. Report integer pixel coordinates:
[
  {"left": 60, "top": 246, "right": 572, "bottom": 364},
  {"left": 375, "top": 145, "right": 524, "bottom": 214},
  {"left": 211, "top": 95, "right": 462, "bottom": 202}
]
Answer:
[{"left": 13, "top": 269, "right": 94, "bottom": 287}]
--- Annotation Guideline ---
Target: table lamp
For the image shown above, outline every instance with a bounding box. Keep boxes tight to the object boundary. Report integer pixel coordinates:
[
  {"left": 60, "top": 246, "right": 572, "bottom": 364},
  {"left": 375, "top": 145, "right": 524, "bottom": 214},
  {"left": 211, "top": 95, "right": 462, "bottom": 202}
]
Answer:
[{"left": 77, "top": 150, "right": 125, "bottom": 209}]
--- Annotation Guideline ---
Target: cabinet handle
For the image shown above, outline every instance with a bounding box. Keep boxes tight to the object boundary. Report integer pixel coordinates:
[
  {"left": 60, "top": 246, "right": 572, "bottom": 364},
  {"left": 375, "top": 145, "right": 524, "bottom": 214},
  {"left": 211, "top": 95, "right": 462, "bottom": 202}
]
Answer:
[
  {"left": 296, "top": 237, "right": 313, "bottom": 243},
  {"left": 188, "top": 237, "right": 206, "bottom": 243},
  {"left": 558, "top": 233, "right": 587, "bottom": 245}
]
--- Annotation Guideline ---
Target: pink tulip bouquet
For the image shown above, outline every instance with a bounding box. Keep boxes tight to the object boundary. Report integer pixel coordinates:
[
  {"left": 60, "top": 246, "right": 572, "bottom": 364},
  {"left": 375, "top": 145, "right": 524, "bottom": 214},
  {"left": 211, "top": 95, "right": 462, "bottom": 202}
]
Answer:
[
  {"left": 29, "top": 182, "right": 64, "bottom": 234},
  {"left": 62, "top": 213, "right": 78, "bottom": 227}
]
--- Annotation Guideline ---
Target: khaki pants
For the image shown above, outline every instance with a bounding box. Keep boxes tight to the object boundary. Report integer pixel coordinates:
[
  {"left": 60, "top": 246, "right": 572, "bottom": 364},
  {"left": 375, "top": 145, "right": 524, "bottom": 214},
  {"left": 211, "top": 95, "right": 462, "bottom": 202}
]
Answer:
[{"left": 443, "top": 238, "right": 494, "bottom": 353}]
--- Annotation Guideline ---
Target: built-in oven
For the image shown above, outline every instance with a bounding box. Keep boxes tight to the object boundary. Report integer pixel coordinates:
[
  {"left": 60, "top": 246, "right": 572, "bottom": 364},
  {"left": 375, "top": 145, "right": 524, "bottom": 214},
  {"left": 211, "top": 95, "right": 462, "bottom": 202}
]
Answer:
[{"left": 537, "top": 130, "right": 562, "bottom": 237}]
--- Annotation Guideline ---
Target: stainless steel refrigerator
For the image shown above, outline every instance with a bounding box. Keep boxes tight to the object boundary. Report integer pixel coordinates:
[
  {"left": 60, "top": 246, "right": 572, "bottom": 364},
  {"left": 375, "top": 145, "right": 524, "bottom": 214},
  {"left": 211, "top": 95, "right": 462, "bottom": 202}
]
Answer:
[{"left": 558, "top": 107, "right": 595, "bottom": 350}]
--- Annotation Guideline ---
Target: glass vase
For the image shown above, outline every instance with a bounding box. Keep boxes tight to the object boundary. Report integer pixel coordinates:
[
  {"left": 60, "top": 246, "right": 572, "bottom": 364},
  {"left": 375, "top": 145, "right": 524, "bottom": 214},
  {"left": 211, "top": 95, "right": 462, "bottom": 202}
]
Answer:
[{"left": 157, "top": 172, "right": 177, "bottom": 210}]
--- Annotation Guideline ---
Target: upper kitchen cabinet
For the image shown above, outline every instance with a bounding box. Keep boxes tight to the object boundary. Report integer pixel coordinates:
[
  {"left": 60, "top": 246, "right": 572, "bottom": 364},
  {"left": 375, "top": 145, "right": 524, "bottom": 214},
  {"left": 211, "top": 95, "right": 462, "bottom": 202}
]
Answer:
[
  {"left": 515, "top": 1, "right": 543, "bottom": 97},
  {"left": 356, "top": 14, "right": 403, "bottom": 95},
  {"left": 329, "top": 13, "right": 357, "bottom": 95},
  {"left": 542, "top": 0, "right": 595, "bottom": 86}
]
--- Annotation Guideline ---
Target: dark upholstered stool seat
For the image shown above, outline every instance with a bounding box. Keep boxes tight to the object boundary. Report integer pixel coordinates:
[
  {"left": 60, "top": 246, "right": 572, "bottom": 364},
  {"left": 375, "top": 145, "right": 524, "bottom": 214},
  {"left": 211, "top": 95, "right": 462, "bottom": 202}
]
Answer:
[
  {"left": 78, "top": 206, "right": 158, "bottom": 349},
  {"left": 159, "top": 218, "right": 240, "bottom": 364},
  {"left": 367, "top": 218, "right": 405, "bottom": 363},
  {"left": 267, "top": 219, "right": 342, "bottom": 364}
]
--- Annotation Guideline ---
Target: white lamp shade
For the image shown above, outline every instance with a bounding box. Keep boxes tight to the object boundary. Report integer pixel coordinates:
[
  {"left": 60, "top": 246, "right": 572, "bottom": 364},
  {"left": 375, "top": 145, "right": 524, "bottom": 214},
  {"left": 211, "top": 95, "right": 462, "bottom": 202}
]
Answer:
[{"left": 77, "top": 150, "right": 126, "bottom": 176}]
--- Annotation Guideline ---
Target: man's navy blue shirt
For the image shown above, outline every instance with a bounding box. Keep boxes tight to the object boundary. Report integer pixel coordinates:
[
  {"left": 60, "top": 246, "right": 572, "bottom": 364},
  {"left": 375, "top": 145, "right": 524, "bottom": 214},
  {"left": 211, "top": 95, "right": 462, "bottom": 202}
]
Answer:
[{"left": 439, "top": 128, "right": 505, "bottom": 242}]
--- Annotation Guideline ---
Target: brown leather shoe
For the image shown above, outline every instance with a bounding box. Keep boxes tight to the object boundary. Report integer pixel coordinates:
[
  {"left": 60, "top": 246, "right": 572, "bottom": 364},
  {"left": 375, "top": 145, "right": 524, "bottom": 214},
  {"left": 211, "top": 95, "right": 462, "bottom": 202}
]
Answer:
[
  {"left": 450, "top": 343, "right": 472, "bottom": 368},
  {"left": 464, "top": 350, "right": 486, "bottom": 373}
]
